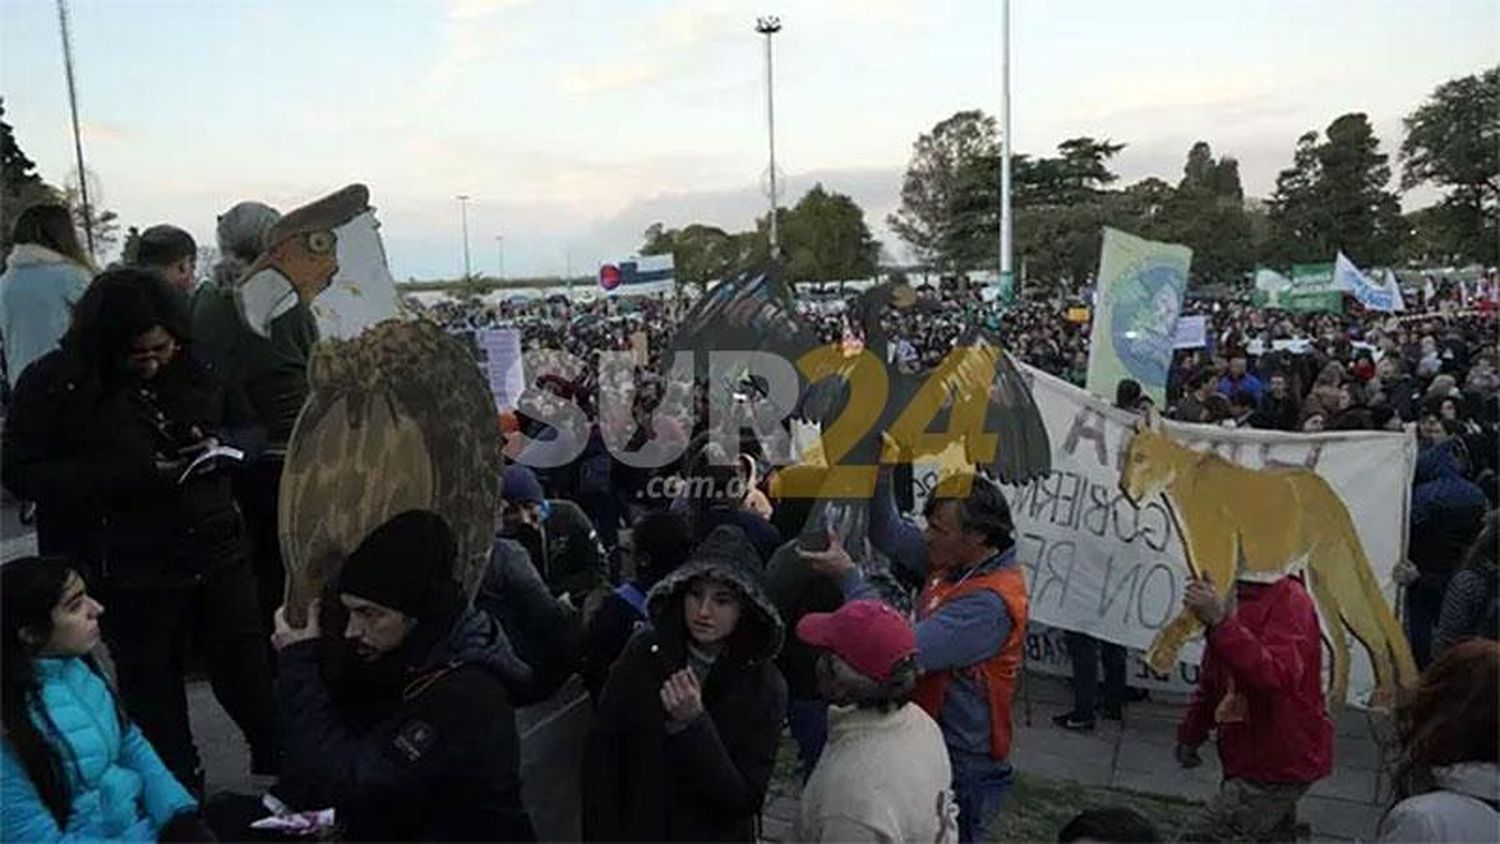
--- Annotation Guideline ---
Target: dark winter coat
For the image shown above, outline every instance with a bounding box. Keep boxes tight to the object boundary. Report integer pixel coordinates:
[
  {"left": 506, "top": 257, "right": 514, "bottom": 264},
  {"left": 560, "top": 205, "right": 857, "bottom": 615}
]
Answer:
[
  {"left": 1, "top": 347, "right": 265, "bottom": 586},
  {"left": 476, "top": 537, "right": 582, "bottom": 705},
  {"left": 583, "top": 526, "right": 788, "bottom": 842},
  {"left": 1409, "top": 446, "right": 1487, "bottom": 603},
  {"left": 277, "top": 608, "right": 535, "bottom": 842},
  {"left": 580, "top": 583, "right": 651, "bottom": 702}
]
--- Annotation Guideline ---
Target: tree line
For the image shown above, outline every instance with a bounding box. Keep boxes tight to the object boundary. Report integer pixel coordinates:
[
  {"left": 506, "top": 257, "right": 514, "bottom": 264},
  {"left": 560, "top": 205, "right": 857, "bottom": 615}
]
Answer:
[{"left": 641, "top": 65, "right": 1496, "bottom": 290}]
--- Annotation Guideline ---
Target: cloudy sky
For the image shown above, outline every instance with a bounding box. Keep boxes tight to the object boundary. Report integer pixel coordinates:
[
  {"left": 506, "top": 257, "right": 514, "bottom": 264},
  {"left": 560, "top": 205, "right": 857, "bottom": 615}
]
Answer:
[{"left": 2, "top": 0, "right": 1494, "bottom": 279}]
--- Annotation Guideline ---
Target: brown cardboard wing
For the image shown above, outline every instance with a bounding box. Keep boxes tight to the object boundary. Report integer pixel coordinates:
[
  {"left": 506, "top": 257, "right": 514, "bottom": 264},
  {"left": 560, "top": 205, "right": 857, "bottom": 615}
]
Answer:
[{"left": 279, "top": 318, "right": 501, "bottom": 626}]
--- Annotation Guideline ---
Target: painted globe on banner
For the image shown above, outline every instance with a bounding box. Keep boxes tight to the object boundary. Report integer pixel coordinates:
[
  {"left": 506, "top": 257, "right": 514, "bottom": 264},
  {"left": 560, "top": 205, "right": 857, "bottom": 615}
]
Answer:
[
  {"left": 599, "top": 264, "right": 621, "bottom": 291},
  {"left": 1108, "top": 261, "right": 1183, "bottom": 385}
]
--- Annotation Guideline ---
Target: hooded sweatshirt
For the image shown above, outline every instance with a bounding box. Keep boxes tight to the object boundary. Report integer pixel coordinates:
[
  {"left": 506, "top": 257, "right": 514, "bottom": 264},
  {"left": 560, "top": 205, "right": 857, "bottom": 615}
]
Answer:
[
  {"left": 1410, "top": 445, "right": 1487, "bottom": 581},
  {"left": 583, "top": 525, "right": 788, "bottom": 842}
]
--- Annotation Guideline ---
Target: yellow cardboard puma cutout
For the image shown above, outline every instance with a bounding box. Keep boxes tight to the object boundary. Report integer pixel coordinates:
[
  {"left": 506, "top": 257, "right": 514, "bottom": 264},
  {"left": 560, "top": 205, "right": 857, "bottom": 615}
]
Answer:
[
  {"left": 1119, "top": 411, "right": 1418, "bottom": 707},
  {"left": 279, "top": 319, "right": 501, "bottom": 626}
]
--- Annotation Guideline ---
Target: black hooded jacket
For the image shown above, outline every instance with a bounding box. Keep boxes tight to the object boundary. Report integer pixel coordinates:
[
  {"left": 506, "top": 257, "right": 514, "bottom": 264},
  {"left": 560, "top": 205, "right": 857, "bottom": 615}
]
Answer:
[
  {"left": 583, "top": 526, "right": 788, "bottom": 842},
  {"left": 2, "top": 346, "right": 265, "bottom": 585},
  {"left": 276, "top": 606, "right": 536, "bottom": 842}
]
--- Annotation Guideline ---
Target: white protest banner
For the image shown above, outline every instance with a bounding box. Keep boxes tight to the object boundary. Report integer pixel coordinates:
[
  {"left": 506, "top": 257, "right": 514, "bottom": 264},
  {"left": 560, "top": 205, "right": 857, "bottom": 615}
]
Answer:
[
  {"left": 1335, "top": 251, "right": 1403, "bottom": 313},
  {"left": 477, "top": 328, "right": 526, "bottom": 410},
  {"left": 1003, "top": 365, "right": 1416, "bottom": 706},
  {"left": 1171, "top": 314, "right": 1208, "bottom": 349}
]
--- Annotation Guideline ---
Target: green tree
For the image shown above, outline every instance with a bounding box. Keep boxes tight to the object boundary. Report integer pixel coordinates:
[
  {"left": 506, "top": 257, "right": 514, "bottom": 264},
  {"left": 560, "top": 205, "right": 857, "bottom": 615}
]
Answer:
[
  {"left": 1267, "top": 131, "right": 1325, "bottom": 263},
  {"left": 1, "top": 100, "right": 61, "bottom": 256},
  {"left": 888, "top": 109, "right": 999, "bottom": 272},
  {"left": 1009, "top": 137, "right": 1127, "bottom": 287},
  {"left": 1158, "top": 141, "right": 1254, "bottom": 284},
  {"left": 1399, "top": 66, "right": 1500, "bottom": 266},
  {"left": 61, "top": 184, "right": 120, "bottom": 260},
  {"left": 1269, "top": 114, "right": 1404, "bottom": 266},
  {"left": 641, "top": 222, "right": 750, "bottom": 289},
  {"left": 777, "top": 184, "right": 881, "bottom": 284}
]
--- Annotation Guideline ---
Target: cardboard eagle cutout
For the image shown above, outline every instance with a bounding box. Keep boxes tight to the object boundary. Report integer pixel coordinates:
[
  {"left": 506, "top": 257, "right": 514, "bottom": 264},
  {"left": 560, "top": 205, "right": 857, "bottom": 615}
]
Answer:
[
  {"left": 278, "top": 319, "right": 502, "bottom": 626},
  {"left": 235, "top": 183, "right": 401, "bottom": 341}
]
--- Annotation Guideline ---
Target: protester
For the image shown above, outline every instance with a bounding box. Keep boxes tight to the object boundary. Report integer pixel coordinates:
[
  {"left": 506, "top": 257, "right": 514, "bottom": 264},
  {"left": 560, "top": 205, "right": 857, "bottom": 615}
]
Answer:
[
  {"left": 269, "top": 510, "right": 536, "bottom": 842},
  {"left": 1055, "top": 380, "right": 1139, "bottom": 732},
  {"left": 134, "top": 225, "right": 198, "bottom": 295},
  {"left": 1404, "top": 442, "right": 1488, "bottom": 667},
  {"left": 477, "top": 527, "right": 582, "bottom": 705},
  {"left": 1217, "top": 353, "right": 1264, "bottom": 404},
  {"left": 583, "top": 525, "right": 787, "bottom": 842},
  {"left": 208, "top": 201, "right": 280, "bottom": 289},
  {"left": 1378, "top": 639, "right": 1499, "bottom": 842},
  {"left": 808, "top": 473, "right": 1028, "bottom": 844},
  {"left": 1432, "top": 511, "right": 1499, "bottom": 655},
  {"left": 579, "top": 509, "right": 694, "bottom": 700},
  {"left": 1174, "top": 571, "right": 1332, "bottom": 841},
  {"left": 499, "top": 463, "right": 608, "bottom": 600},
  {"left": 1, "top": 556, "right": 209, "bottom": 842},
  {"left": 1, "top": 268, "right": 276, "bottom": 792},
  {"left": 679, "top": 437, "right": 784, "bottom": 564},
  {"left": 1249, "top": 371, "right": 1300, "bottom": 431},
  {"left": 1057, "top": 807, "right": 1161, "bottom": 843},
  {"left": 1171, "top": 368, "right": 1217, "bottom": 423},
  {"left": 0, "top": 204, "right": 93, "bottom": 387},
  {"left": 197, "top": 200, "right": 291, "bottom": 634},
  {"left": 794, "top": 599, "right": 958, "bottom": 843}
]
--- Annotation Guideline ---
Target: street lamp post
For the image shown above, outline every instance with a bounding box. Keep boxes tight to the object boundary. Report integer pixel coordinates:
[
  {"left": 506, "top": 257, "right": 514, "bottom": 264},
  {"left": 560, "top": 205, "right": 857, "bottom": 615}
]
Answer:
[
  {"left": 495, "top": 235, "right": 505, "bottom": 279},
  {"left": 755, "top": 15, "right": 782, "bottom": 257},
  {"left": 998, "top": 0, "right": 1014, "bottom": 303},
  {"left": 456, "top": 194, "right": 472, "bottom": 280}
]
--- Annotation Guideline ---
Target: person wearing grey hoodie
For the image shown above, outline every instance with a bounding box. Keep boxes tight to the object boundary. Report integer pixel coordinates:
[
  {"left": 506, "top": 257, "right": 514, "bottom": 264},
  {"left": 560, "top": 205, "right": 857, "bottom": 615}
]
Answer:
[{"left": 583, "top": 525, "right": 787, "bottom": 842}]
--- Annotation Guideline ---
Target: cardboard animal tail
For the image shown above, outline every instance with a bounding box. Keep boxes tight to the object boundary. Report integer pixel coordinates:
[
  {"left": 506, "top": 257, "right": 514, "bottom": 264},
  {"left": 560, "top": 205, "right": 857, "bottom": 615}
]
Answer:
[
  {"left": 1347, "top": 531, "right": 1421, "bottom": 691},
  {"left": 1323, "top": 524, "right": 1421, "bottom": 707}
]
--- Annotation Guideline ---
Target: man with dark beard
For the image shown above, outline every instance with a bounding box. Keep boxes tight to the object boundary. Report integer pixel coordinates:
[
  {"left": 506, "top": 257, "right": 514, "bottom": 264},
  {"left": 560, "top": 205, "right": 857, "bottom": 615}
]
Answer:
[{"left": 269, "top": 510, "right": 536, "bottom": 841}]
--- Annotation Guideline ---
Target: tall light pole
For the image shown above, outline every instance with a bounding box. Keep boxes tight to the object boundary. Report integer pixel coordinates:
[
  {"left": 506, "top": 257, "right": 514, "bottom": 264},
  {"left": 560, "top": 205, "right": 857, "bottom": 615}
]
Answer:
[
  {"left": 998, "top": 0, "right": 1014, "bottom": 303},
  {"left": 495, "top": 234, "right": 504, "bottom": 279},
  {"left": 456, "top": 194, "right": 472, "bottom": 279},
  {"left": 56, "top": 0, "right": 93, "bottom": 258},
  {"left": 755, "top": 15, "right": 782, "bottom": 258}
]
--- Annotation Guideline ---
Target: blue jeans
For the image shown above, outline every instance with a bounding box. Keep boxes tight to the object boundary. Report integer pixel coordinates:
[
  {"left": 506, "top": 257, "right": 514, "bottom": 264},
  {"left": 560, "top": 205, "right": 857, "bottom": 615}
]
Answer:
[
  {"left": 950, "top": 749, "right": 1013, "bottom": 843},
  {"left": 786, "top": 697, "right": 829, "bottom": 782}
]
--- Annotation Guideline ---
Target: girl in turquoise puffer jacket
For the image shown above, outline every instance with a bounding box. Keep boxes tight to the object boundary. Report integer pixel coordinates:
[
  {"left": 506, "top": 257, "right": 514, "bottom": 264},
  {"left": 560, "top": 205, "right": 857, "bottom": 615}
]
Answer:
[{"left": 2, "top": 557, "right": 203, "bottom": 841}]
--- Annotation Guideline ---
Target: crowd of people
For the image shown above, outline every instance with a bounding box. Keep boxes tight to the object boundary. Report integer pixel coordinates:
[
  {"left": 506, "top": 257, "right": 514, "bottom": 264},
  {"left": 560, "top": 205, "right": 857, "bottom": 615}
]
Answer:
[{"left": 0, "top": 198, "right": 1495, "bottom": 843}]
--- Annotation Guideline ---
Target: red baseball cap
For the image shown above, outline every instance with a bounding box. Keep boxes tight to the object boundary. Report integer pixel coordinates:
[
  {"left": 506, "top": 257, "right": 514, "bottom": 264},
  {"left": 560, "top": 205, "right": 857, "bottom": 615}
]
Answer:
[{"left": 796, "top": 599, "right": 916, "bottom": 682}]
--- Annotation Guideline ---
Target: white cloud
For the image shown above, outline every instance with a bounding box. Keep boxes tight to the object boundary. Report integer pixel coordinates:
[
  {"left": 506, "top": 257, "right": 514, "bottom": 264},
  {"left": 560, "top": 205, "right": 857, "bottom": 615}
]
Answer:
[
  {"left": 558, "top": 59, "right": 667, "bottom": 96},
  {"left": 422, "top": 0, "right": 533, "bottom": 104}
]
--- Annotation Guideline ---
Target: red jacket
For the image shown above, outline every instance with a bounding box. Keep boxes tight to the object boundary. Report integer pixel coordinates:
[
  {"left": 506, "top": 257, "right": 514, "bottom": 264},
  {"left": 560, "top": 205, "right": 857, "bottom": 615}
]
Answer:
[{"left": 1177, "top": 577, "right": 1333, "bottom": 784}]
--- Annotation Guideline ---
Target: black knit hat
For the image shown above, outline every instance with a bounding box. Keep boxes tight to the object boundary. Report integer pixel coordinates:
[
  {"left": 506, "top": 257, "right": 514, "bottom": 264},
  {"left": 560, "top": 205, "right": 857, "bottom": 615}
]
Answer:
[{"left": 337, "top": 510, "right": 460, "bottom": 620}]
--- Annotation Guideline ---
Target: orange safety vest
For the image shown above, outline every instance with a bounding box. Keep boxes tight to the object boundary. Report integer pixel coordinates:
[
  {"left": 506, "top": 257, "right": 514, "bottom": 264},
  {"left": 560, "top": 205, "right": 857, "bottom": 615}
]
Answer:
[{"left": 911, "top": 561, "right": 1029, "bottom": 761}]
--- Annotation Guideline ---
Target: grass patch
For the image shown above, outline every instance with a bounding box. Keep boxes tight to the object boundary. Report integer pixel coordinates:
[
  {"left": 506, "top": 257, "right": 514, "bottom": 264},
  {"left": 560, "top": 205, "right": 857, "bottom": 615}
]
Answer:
[{"left": 991, "top": 771, "right": 1203, "bottom": 843}]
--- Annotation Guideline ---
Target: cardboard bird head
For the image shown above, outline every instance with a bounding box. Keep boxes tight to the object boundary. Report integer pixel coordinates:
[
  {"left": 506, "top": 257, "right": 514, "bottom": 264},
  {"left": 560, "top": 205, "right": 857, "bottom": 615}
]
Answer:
[
  {"left": 235, "top": 184, "right": 401, "bottom": 340},
  {"left": 278, "top": 318, "right": 501, "bottom": 626}
]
